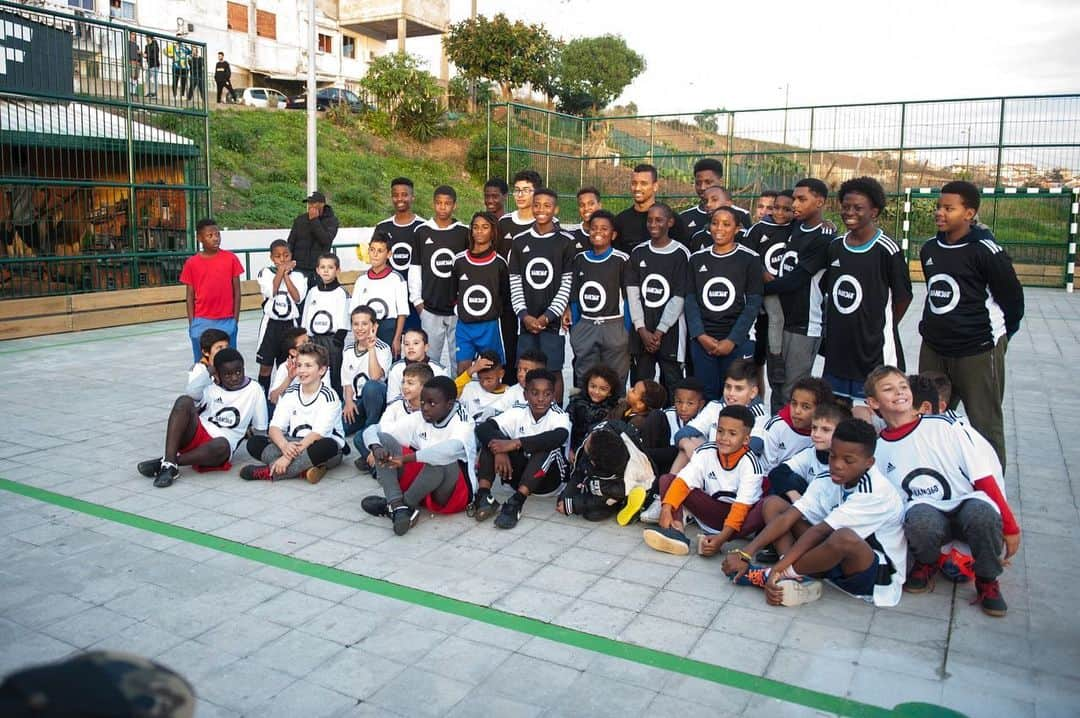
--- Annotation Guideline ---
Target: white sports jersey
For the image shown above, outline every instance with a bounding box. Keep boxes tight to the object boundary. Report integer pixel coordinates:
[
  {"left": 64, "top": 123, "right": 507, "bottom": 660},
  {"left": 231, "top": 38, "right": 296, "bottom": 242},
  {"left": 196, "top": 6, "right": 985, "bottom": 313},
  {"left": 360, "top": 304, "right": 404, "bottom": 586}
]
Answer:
[
  {"left": 381, "top": 397, "right": 419, "bottom": 425},
  {"left": 942, "top": 409, "right": 1005, "bottom": 493},
  {"left": 676, "top": 444, "right": 763, "bottom": 533},
  {"left": 794, "top": 466, "right": 907, "bottom": 607},
  {"left": 459, "top": 381, "right": 509, "bottom": 422},
  {"left": 762, "top": 412, "right": 814, "bottom": 473},
  {"left": 375, "top": 402, "right": 477, "bottom": 485},
  {"left": 663, "top": 407, "right": 692, "bottom": 443},
  {"left": 349, "top": 268, "right": 410, "bottom": 321},
  {"left": 257, "top": 265, "right": 308, "bottom": 321},
  {"left": 492, "top": 402, "right": 572, "bottom": 457},
  {"left": 782, "top": 446, "right": 831, "bottom": 486},
  {"left": 486, "top": 383, "right": 526, "bottom": 418},
  {"left": 340, "top": 339, "right": 393, "bottom": 397},
  {"left": 301, "top": 284, "right": 350, "bottom": 337},
  {"left": 688, "top": 400, "right": 769, "bottom": 443},
  {"left": 271, "top": 383, "right": 345, "bottom": 448},
  {"left": 271, "top": 361, "right": 331, "bottom": 393},
  {"left": 198, "top": 379, "right": 269, "bottom": 453},
  {"left": 874, "top": 415, "right": 1000, "bottom": 514},
  {"left": 186, "top": 363, "right": 212, "bottom": 400},
  {"left": 385, "top": 358, "right": 450, "bottom": 403}
]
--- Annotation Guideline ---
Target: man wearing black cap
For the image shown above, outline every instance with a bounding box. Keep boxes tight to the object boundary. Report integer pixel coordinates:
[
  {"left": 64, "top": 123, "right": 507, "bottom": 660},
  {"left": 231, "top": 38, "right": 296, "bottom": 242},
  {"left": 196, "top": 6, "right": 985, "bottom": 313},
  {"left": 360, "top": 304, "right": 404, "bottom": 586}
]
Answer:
[{"left": 287, "top": 190, "right": 340, "bottom": 286}]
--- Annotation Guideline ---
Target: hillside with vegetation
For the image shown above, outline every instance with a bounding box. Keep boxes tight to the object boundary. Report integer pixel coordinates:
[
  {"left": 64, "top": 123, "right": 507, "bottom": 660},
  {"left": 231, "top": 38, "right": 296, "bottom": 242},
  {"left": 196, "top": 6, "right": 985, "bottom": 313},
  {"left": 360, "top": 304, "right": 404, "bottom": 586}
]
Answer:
[{"left": 209, "top": 109, "right": 488, "bottom": 229}]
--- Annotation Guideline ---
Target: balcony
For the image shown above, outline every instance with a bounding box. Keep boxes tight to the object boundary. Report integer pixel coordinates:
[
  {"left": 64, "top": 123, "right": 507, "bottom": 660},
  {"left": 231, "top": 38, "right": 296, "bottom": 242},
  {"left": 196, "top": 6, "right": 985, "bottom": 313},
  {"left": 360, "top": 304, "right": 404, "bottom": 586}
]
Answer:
[{"left": 338, "top": 0, "right": 448, "bottom": 40}]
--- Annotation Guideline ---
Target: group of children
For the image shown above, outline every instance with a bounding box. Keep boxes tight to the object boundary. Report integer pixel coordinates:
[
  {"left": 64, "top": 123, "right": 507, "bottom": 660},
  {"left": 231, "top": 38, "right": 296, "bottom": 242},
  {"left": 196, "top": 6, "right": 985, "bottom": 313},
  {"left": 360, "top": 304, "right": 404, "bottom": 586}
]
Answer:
[{"left": 143, "top": 164, "right": 1024, "bottom": 618}]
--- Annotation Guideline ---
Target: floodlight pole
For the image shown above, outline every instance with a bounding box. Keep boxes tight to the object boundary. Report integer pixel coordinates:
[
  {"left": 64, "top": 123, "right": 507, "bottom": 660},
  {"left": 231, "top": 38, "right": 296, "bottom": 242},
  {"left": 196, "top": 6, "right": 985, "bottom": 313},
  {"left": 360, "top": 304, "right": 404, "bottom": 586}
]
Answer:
[{"left": 306, "top": 0, "right": 317, "bottom": 194}]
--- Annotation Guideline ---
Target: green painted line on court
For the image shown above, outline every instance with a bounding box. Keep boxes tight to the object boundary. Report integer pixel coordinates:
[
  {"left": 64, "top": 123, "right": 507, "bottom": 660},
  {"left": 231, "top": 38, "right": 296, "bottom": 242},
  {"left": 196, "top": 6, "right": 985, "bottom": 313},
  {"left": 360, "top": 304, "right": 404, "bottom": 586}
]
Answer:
[{"left": 0, "top": 478, "right": 962, "bottom": 718}]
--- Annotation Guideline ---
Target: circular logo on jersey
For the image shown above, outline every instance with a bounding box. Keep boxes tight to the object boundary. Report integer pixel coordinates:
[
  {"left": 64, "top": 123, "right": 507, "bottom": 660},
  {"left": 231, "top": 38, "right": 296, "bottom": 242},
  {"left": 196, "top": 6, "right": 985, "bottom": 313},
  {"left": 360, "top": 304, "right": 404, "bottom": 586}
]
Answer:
[
  {"left": 366, "top": 298, "right": 389, "bottom": 321},
  {"left": 525, "top": 257, "right": 554, "bottom": 290},
  {"left": 207, "top": 406, "right": 240, "bottom": 430},
  {"left": 579, "top": 281, "right": 607, "bottom": 313},
  {"left": 901, "top": 468, "right": 952, "bottom": 502},
  {"left": 390, "top": 242, "right": 411, "bottom": 272},
  {"left": 290, "top": 423, "right": 313, "bottom": 439},
  {"left": 310, "top": 310, "right": 333, "bottom": 335},
  {"left": 352, "top": 374, "right": 370, "bottom": 395},
  {"left": 642, "top": 274, "right": 670, "bottom": 309},
  {"left": 779, "top": 249, "right": 799, "bottom": 276},
  {"left": 927, "top": 274, "right": 961, "bottom": 315},
  {"left": 763, "top": 243, "right": 786, "bottom": 276},
  {"left": 701, "top": 277, "right": 736, "bottom": 313},
  {"left": 462, "top": 285, "right": 493, "bottom": 317},
  {"left": 271, "top": 294, "right": 292, "bottom": 318},
  {"left": 430, "top": 248, "right": 456, "bottom": 279},
  {"left": 831, "top": 274, "right": 863, "bottom": 315}
]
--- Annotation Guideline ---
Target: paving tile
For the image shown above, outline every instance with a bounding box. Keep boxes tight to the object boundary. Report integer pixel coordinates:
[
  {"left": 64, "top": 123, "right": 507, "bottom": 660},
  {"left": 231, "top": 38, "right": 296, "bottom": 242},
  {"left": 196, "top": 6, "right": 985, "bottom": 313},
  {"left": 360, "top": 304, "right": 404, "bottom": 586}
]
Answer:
[
  {"left": 689, "top": 630, "right": 776, "bottom": 675},
  {"left": 40, "top": 605, "right": 137, "bottom": 648},
  {"left": 492, "top": 586, "right": 576, "bottom": 622},
  {"left": 554, "top": 598, "right": 637, "bottom": 639},
  {"left": 248, "top": 629, "right": 345, "bottom": 677},
  {"left": 355, "top": 619, "right": 448, "bottom": 664},
  {"left": 617, "top": 612, "right": 705, "bottom": 655},
  {"left": 522, "top": 563, "right": 598, "bottom": 598},
  {"left": 195, "top": 613, "right": 291, "bottom": 656},
  {"left": 488, "top": 653, "right": 584, "bottom": 706},
  {"left": 367, "top": 667, "right": 473, "bottom": 717},
  {"left": 248, "top": 589, "right": 337, "bottom": 627},
  {"left": 420, "top": 635, "right": 513, "bottom": 684},
  {"left": 197, "top": 658, "right": 297, "bottom": 714},
  {"left": 551, "top": 673, "right": 657, "bottom": 717},
  {"left": 248, "top": 679, "right": 356, "bottom": 718},
  {"left": 308, "top": 645, "right": 407, "bottom": 700},
  {"left": 446, "top": 692, "right": 543, "bottom": 718},
  {"left": 0, "top": 631, "right": 77, "bottom": 676}
]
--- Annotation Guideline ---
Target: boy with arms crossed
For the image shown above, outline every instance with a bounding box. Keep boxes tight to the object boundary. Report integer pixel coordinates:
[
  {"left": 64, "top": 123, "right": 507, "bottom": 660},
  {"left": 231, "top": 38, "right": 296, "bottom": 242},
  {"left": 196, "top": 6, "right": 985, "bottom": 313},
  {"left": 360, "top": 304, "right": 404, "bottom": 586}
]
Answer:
[
  {"left": 255, "top": 239, "right": 307, "bottom": 395},
  {"left": 350, "top": 232, "right": 408, "bottom": 356}
]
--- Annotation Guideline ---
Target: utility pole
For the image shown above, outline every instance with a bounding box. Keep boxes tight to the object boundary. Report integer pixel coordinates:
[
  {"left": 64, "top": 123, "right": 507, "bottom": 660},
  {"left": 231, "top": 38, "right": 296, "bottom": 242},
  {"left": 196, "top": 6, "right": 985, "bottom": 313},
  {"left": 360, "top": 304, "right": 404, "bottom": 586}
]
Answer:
[
  {"left": 306, "top": 0, "right": 317, "bottom": 194},
  {"left": 467, "top": 0, "right": 477, "bottom": 114}
]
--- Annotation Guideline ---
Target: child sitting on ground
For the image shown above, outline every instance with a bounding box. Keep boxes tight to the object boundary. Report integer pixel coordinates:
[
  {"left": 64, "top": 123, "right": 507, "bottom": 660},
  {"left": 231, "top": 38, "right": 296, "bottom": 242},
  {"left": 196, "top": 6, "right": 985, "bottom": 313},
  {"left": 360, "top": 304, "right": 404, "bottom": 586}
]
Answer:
[
  {"left": 558, "top": 419, "right": 655, "bottom": 525},
  {"left": 456, "top": 350, "right": 510, "bottom": 422},
  {"left": 485, "top": 349, "right": 548, "bottom": 416},
  {"left": 361, "top": 376, "right": 477, "bottom": 536},
  {"left": 567, "top": 365, "right": 621, "bottom": 457},
  {"left": 643, "top": 405, "right": 764, "bottom": 557},
  {"left": 385, "top": 327, "right": 450, "bottom": 401},
  {"left": 721, "top": 418, "right": 907, "bottom": 608},
  {"left": 139, "top": 348, "right": 268, "bottom": 488},
  {"left": 768, "top": 401, "right": 851, "bottom": 503},
  {"left": 242, "top": 342, "right": 345, "bottom": 484},
  {"left": 268, "top": 327, "right": 330, "bottom": 406},
  {"left": 185, "top": 328, "right": 230, "bottom": 399},
  {"left": 761, "top": 377, "right": 834, "bottom": 472},
  {"left": 355, "top": 362, "right": 434, "bottom": 471},
  {"left": 471, "top": 369, "right": 571, "bottom": 530},
  {"left": 340, "top": 306, "right": 392, "bottom": 435},
  {"left": 610, "top": 379, "right": 670, "bottom": 456}
]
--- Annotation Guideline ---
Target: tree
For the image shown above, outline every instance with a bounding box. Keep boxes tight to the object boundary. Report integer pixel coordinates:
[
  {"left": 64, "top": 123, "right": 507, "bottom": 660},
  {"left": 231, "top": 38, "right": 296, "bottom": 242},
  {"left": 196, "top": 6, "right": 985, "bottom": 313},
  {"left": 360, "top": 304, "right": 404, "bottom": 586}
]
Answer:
[
  {"left": 554, "top": 35, "right": 644, "bottom": 115},
  {"left": 444, "top": 14, "right": 560, "bottom": 101},
  {"left": 359, "top": 52, "right": 444, "bottom": 140},
  {"left": 694, "top": 108, "right": 726, "bottom": 134}
]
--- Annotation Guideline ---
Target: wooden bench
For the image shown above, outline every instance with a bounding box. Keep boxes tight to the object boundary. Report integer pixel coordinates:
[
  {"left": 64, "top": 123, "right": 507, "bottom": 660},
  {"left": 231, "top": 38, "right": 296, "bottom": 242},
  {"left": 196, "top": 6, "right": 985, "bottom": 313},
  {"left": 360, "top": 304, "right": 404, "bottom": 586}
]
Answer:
[{"left": 0, "top": 270, "right": 360, "bottom": 341}]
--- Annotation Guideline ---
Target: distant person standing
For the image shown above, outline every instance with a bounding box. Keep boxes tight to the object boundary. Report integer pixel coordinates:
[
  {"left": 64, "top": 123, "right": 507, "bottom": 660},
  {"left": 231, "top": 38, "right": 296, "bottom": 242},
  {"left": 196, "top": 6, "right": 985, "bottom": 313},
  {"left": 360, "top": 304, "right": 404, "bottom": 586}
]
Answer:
[
  {"left": 287, "top": 190, "right": 340, "bottom": 285},
  {"left": 214, "top": 51, "right": 236, "bottom": 103},
  {"left": 187, "top": 47, "right": 205, "bottom": 102},
  {"left": 169, "top": 39, "right": 191, "bottom": 99},
  {"left": 144, "top": 36, "right": 160, "bottom": 98},
  {"left": 127, "top": 31, "right": 142, "bottom": 96}
]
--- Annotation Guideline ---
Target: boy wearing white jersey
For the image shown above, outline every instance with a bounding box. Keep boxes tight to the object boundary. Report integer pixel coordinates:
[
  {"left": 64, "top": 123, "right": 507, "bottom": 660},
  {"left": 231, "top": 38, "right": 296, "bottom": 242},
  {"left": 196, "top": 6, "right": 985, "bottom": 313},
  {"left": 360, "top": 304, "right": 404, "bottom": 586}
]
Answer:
[
  {"left": 139, "top": 348, "right": 268, "bottom": 488},
  {"left": 385, "top": 328, "right": 450, "bottom": 402},
  {"left": 340, "top": 306, "right": 392, "bottom": 435},
  {"left": 301, "top": 253, "right": 350, "bottom": 397},
  {"left": 255, "top": 240, "right": 307, "bottom": 395},
  {"left": 350, "top": 233, "right": 408, "bottom": 355}
]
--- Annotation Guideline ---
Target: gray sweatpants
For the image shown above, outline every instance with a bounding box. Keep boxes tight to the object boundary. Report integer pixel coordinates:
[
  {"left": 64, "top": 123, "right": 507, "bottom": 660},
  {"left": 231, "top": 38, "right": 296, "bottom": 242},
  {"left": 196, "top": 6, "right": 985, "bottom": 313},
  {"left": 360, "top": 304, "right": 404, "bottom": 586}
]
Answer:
[
  {"left": 905, "top": 500, "right": 1004, "bottom": 580},
  {"left": 420, "top": 310, "right": 457, "bottom": 370},
  {"left": 570, "top": 318, "right": 630, "bottom": 390},
  {"left": 374, "top": 432, "right": 459, "bottom": 508},
  {"left": 771, "top": 330, "right": 821, "bottom": 414},
  {"left": 258, "top": 442, "right": 342, "bottom": 479}
]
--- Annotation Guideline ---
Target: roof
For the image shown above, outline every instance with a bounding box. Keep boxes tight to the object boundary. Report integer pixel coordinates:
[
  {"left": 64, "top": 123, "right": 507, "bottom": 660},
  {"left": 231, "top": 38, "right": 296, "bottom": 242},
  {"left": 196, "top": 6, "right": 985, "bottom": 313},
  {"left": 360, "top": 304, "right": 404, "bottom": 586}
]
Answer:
[{"left": 0, "top": 98, "right": 199, "bottom": 155}]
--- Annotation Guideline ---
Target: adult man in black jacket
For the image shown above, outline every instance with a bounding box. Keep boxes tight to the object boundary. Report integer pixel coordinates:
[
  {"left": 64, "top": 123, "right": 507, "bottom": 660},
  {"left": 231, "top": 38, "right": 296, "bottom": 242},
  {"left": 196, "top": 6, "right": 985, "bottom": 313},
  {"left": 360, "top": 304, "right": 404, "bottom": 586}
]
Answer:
[
  {"left": 287, "top": 191, "right": 340, "bottom": 285},
  {"left": 214, "top": 52, "right": 236, "bottom": 103}
]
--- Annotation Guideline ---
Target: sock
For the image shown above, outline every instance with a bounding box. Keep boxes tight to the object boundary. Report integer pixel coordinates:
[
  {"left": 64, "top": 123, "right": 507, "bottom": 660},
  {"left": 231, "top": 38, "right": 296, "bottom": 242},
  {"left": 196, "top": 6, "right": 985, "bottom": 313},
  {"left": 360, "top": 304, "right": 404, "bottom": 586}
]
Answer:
[
  {"left": 778, "top": 565, "right": 803, "bottom": 581},
  {"left": 258, "top": 374, "right": 272, "bottom": 395},
  {"left": 160, "top": 459, "right": 177, "bottom": 470},
  {"left": 475, "top": 486, "right": 491, "bottom": 500}
]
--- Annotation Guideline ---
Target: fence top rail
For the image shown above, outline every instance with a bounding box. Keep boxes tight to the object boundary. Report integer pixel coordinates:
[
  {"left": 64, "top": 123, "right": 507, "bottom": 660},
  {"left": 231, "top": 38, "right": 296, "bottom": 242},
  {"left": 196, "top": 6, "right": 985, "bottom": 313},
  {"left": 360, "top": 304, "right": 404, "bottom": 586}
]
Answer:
[{"left": 0, "top": 0, "right": 208, "bottom": 50}]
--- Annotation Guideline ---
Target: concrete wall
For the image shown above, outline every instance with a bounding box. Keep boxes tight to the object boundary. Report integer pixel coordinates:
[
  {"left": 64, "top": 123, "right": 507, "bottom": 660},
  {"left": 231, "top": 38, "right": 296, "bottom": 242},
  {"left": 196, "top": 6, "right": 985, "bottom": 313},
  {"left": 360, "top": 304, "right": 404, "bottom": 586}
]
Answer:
[{"left": 220, "top": 226, "right": 375, "bottom": 280}]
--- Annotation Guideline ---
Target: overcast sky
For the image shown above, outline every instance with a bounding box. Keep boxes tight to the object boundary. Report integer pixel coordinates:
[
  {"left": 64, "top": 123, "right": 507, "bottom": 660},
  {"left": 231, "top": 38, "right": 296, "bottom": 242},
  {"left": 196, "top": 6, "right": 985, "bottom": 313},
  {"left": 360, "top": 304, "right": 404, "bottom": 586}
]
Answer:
[{"left": 410, "top": 0, "right": 1080, "bottom": 114}]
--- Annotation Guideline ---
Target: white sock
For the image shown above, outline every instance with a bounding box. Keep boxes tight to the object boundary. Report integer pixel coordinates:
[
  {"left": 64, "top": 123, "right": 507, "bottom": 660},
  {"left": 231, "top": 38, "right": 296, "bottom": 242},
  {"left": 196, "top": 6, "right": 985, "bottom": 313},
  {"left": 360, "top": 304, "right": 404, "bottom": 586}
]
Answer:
[{"left": 778, "top": 565, "right": 803, "bottom": 581}]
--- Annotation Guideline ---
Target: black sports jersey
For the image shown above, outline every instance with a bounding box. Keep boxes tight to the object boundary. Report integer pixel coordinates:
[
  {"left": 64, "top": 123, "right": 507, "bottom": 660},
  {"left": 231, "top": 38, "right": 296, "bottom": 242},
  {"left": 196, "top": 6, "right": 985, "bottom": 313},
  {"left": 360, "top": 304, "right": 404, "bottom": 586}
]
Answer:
[
  {"left": 626, "top": 240, "right": 691, "bottom": 330},
  {"left": 686, "top": 244, "right": 764, "bottom": 340},
  {"left": 375, "top": 215, "right": 426, "bottom": 275},
  {"left": 821, "top": 231, "right": 913, "bottom": 380},
  {"left": 680, "top": 203, "right": 752, "bottom": 234},
  {"left": 508, "top": 227, "right": 575, "bottom": 320},
  {"left": 741, "top": 220, "right": 793, "bottom": 277},
  {"left": 571, "top": 249, "right": 628, "bottom": 320},
  {"left": 919, "top": 227, "right": 1024, "bottom": 357},
  {"left": 498, "top": 211, "right": 534, "bottom": 257},
  {"left": 614, "top": 205, "right": 689, "bottom": 254},
  {"left": 409, "top": 219, "right": 470, "bottom": 315},
  {"left": 453, "top": 250, "right": 508, "bottom": 323},
  {"left": 777, "top": 222, "right": 831, "bottom": 337},
  {"left": 565, "top": 224, "right": 590, "bottom": 255}
]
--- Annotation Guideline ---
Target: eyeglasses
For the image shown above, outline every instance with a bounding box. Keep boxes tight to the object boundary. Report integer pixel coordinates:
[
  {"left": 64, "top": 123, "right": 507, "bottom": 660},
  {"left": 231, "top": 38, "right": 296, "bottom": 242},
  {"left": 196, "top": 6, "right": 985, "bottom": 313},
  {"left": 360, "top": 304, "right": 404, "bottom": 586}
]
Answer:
[{"left": 512, "top": 187, "right": 534, "bottom": 195}]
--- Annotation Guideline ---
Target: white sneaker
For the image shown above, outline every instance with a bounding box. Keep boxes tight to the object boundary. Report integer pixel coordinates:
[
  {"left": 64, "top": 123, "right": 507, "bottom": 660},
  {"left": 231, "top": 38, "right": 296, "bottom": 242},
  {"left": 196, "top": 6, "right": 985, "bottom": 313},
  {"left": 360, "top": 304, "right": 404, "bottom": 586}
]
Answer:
[
  {"left": 639, "top": 500, "right": 662, "bottom": 524},
  {"left": 778, "top": 577, "right": 823, "bottom": 606}
]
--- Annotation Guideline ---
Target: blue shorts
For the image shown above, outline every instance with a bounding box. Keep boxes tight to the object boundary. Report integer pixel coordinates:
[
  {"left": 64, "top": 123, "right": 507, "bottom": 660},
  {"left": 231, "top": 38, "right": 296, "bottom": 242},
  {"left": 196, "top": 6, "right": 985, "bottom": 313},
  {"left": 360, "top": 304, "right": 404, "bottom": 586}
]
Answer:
[
  {"left": 823, "top": 373, "right": 867, "bottom": 401},
  {"left": 823, "top": 553, "right": 880, "bottom": 597},
  {"left": 457, "top": 319, "right": 505, "bottom": 364},
  {"left": 517, "top": 328, "right": 565, "bottom": 370}
]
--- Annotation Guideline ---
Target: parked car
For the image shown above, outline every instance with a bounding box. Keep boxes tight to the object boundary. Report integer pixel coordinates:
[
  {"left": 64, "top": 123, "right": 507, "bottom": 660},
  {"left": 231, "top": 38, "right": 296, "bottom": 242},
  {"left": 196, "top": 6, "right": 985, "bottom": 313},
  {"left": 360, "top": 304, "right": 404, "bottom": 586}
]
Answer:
[
  {"left": 285, "top": 87, "right": 368, "bottom": 112},
  {"left": 240, "top": 87, "right": 288, "bottom": 108}
]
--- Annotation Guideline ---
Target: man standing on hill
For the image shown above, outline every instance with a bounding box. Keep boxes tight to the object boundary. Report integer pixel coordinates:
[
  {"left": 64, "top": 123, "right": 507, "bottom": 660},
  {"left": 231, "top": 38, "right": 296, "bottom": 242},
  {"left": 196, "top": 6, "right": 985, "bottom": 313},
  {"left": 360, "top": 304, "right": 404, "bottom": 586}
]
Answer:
[
  {"left": 288, "top": 191, "right": 340, "bottom": 286},
  {"left": 215, "top": 52, "right": 236, "bottom": 104}
]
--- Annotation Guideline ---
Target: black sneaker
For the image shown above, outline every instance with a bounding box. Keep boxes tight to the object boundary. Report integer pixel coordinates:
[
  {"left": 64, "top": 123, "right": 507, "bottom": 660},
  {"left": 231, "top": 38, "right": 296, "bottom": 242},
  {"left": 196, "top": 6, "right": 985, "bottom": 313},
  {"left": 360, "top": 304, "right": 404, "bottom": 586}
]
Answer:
[
  {"left": 755, "top": 546, "right": 780, "bottom": 564},
  {"left": 153, "top": 463, "right": 179, "bottom": 488},
  {"left": 392, "top": 505, "right": 419, "bottom": 536},
  {"left": 353, "top": 457, "right": 372, "bottom": 474},
  {"left": 469, "top": 493, "right": 500, "bottom": 522},
  {"left": 493, "top": 499, "right": 522, "bottom": 530},
  {"left": 973, "top": 577, "right": 1008, "bottom": 617},
  {"left": 240, "top": 464, "right": 273, "bottom": 481},
  {"left": 137, "top": 458, "right": 162, "bottom": 478},
  {"left": 361, "top": 495, "right": 389, "bottom": 518}
]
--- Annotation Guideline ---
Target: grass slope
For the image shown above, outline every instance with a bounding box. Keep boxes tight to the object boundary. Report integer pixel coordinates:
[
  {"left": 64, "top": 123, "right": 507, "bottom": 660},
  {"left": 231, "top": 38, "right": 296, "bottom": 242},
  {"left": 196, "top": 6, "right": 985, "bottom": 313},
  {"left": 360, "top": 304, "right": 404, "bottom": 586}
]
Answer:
[{"left": 209, "top": 109, "right": 484, "bottom": 229}]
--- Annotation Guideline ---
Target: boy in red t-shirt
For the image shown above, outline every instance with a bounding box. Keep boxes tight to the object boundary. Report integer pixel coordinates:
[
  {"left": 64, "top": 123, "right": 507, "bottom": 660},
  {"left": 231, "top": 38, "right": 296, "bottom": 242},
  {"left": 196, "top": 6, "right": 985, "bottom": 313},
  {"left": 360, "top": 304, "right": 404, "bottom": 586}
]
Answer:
[{"left": 180, "top": 218, "right": 244, "bottom": 362}]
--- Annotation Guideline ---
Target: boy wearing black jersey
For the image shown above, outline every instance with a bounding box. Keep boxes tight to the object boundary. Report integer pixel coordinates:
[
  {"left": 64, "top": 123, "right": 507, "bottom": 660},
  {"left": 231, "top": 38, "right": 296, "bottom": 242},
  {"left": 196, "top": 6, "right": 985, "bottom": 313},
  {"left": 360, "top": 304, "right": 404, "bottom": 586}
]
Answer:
[
  {"left": 375, "top": 177, "right": 425, "bottom": 277},
  {"left": 566, "top": 186, "right": 602, "bottom": 255},
  {"left": 627, "top": 202, "right": 690, "bottom": 390},
  {"left": 687, "top": 186, "right": 728, "bottom": 251},
  {"left": 410, "top": 185, "right": 470, "bottom": 371},
  {"left": 301, "top": 252, "right": 350, "bottom": 397},
  {"left": 453, "top": 212, "right": 509, "bottom": 373},
  {"left": 763, "top": 178, "right": 833, "bottom": 413},
  {"left": 566, "top": 209, "right": 631, "bottom": 391},
  {"left": 471, "top": 369, "right": 571, "bottom": 529},
  {"left": 484, "top": 177, "right": 508, "bottom": 218},
  {"left": 822, "top": 177, "right": 912, "bottom": 402},
  {"left": 679, "top": 158, "right": 724, "bottom": 238},
  {"left": 917, "top": 181, "right": 1023, "bottom": 468},
  {"left": 685, "top": 207, "right": 764, "bottom": 402},
  {"left": 498, "top": 169, "right": 542, "bottom": 255},
  {"left": 509, "top": 188, "right": 574, "bottom": 402},
  {"left": 744, "top": 190, "right": 795, "bottom": 399}
]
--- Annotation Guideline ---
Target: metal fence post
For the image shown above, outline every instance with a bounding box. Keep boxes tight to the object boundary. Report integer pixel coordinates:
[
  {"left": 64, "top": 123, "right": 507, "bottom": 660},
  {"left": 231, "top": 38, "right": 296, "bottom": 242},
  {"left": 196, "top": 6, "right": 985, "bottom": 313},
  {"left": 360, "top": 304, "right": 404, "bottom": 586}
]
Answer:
[
  {"left": 505, "top": 104, "right": 512, "bottom": 181},
  {"left": 544, "top": 110, "right": 552, "bottom": 191},
  {"left": 648, "top": 117, "right": 655, "bottom": 163},
  {"left": 807, "top": 107, "right": 815, "bottom": 177},
  {"left": 902, "top": 188, "right": 912, "bottom": 260},
  {"left": 1069, "top": 188, "right": 1078, "bottom": 293}
]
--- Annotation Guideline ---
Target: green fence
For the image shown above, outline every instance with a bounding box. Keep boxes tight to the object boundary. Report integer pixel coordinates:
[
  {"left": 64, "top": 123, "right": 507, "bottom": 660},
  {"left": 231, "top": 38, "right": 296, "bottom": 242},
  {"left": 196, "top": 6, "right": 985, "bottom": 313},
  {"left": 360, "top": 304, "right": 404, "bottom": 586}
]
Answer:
[
  {"left": 487, "top": 95, "right": 1080, "bottom": 287},
  {"left": 0, "top": 0, "right": 211, "bottom": 299}
]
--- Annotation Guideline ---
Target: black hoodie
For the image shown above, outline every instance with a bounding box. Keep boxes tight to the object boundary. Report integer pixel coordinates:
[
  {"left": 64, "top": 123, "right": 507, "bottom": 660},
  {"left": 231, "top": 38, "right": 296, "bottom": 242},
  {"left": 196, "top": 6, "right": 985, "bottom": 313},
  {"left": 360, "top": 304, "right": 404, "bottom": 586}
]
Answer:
[{"left": 287, "top": 204, "right": 341, "bottom": 273}]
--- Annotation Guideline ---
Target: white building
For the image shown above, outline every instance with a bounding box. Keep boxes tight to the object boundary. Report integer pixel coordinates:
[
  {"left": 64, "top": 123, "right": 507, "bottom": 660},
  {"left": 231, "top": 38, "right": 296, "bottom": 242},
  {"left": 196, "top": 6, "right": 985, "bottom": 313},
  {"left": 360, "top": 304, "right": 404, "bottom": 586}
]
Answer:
[{"left": 42, "top": 0, "right": 449, "bottom": 94}]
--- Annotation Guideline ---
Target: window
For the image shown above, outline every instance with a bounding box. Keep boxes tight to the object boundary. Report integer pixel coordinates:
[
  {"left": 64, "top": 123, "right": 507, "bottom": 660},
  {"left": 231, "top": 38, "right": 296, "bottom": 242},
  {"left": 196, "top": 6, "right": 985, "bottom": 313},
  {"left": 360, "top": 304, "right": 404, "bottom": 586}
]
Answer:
[
  {"left": 109, "top": 0, "right": 135, "bottom": 20},
  {"left": 256, "top": 9, "right": 276, "bottom": 39},
  {"left": 227, "top": 2, "right": 248, "bottom": 32},
  {"left": 342, "top": 35, "right": 356, "bottom": 59},
  {"left": 318, "top": 33, "right": 332, "bottom": 54},
  {"left": 68, "top": 0, "right": 95, "bottom": 9}
]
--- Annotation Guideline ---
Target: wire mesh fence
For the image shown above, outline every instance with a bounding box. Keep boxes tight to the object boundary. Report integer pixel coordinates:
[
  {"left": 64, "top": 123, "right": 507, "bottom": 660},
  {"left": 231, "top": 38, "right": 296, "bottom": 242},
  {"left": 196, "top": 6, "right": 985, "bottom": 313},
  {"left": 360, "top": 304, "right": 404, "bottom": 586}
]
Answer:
[{"left": 0, "top": 0, "right": 211, "bottom": 299}]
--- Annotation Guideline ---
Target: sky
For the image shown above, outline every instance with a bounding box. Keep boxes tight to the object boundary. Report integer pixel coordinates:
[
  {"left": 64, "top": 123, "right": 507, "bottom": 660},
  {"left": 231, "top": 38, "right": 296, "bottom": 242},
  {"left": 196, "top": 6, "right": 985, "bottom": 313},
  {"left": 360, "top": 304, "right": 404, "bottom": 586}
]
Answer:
[{"left": 408, "top": 0, "right": 1080, "bottom": 115}]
